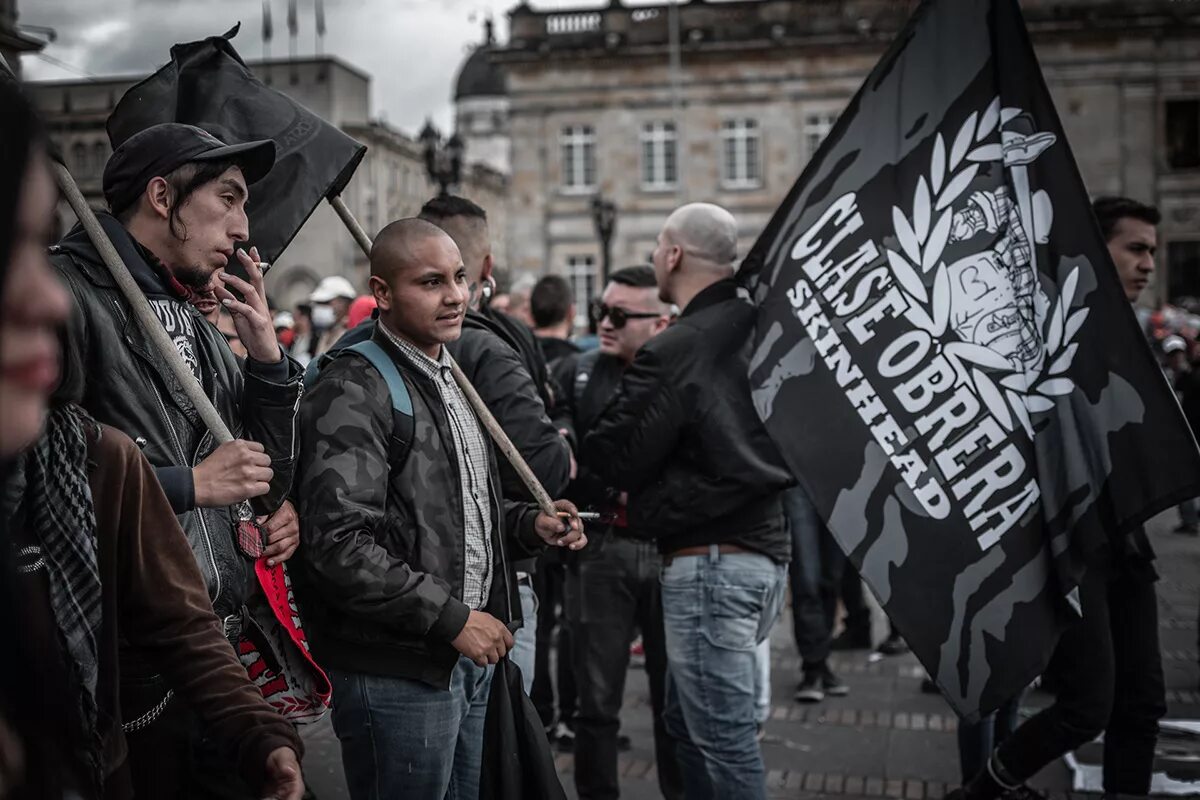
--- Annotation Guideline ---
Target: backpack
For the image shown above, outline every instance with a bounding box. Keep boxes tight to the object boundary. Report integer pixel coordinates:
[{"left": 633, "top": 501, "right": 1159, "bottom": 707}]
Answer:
[{"left": 304, "top": 332, "right": 415, "bottom": 474}]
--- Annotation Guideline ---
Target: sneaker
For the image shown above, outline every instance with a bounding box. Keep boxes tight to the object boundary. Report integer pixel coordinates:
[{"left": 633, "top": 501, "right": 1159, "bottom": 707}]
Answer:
[
  {"left": 549, "top": 722, "right": 575, "bottom": 752},
  {"left": 794, "top": 671, "right": 825, "bottom": 703},
  {"left": 831, "top": 627, "right": 872, "bottom": 651},
  {"left": 820, "top": 664, "right": 849, "bottom": 697},
  {"left": 876, "top": 632, "right": 911, "bottom": 656}
]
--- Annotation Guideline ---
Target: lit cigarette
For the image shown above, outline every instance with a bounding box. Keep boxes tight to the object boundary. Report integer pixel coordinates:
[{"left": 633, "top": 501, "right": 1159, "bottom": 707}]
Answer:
[
  {"left": 575, "top": 512, "right": 602, "bottom": 521},
  {"left": 255, "top": 261, "right": 271, "bottom": 276}
]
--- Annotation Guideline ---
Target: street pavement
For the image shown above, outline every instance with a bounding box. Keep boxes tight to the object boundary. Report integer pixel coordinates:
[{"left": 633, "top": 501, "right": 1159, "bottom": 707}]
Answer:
[{"left": 299, "top": 509, "right": 1200, "bottom": 799}]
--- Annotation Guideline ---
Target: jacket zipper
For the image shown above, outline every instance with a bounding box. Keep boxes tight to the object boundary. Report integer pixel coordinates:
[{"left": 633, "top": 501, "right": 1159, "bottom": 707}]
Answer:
[
  {"left": 145, "top": 362, "right": 221, "bottom": 612},
  {"left": 190, "top": 427, "right": 223, "bottom": 610}
]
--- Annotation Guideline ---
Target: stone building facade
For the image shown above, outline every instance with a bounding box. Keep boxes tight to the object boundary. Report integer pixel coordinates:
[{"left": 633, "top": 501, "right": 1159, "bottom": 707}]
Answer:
[
  {"left": 28, "top": 56, "right": 508, "bottom": 309},
  {"left": 483, "top": 0, "right": 1200, "bottom": 313}
]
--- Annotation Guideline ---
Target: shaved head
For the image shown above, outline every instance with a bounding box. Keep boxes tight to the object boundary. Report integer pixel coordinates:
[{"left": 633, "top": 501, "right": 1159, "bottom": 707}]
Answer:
[
  {"left": 418, "top": 195, "right": 491, "bottom": 286},
  {"left": 371, "top": 217, "right": 461, "bottom": 285},
  {"left": 651, "top": 202, "right": 740, "bottom": 307},
  {"left": 430, "top": 214, "right": 489, "bottom": 281},
  {"left": 661, "top": 203, "right": 739, "bottom": 267}
]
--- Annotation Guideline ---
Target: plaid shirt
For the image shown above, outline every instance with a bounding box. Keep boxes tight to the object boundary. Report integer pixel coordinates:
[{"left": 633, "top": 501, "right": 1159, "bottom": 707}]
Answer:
[{"left": 381, "top": 324, "right": 494, "bottom": 608}]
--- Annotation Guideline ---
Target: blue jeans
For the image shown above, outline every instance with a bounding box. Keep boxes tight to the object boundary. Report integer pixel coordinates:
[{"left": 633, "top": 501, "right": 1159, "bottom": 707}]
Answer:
[
  {"left": 511, "top": 575, "right": 538, "bottom": 696},
  {"left": 330, "top": 657, "right": 494, "bottom": 800},
  {"left": 753, "top": 637, "right": 772, "bottom": 725},
  {"left": 661, "top": 546, "right": 788, "bottom": 800}
]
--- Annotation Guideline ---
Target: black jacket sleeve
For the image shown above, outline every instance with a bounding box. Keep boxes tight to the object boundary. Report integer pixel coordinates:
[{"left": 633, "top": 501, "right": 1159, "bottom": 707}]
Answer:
[
  {"left": 239, "top": 350, "right": 304, "bottom": 516},
  {"left": 450, "top": 330, "right": 572, "bottom": 499},
  {"left": 153, "top": 465, "right": 195, "bottom": 513},
  {"left": 582, "top": 345, "right": 685, "bottom": 493}
]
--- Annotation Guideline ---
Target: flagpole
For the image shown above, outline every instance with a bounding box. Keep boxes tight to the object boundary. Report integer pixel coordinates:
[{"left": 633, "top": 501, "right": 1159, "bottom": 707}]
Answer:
[
  {"left": 51, "top": 161, "right": 235, "bottom": 445},
  {"left": 326, "top": 194, "right": 560, "bottom": 519}
]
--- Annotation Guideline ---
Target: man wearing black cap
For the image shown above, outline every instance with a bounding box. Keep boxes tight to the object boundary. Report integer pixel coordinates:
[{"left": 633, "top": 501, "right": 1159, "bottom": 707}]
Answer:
[{"left": 50, "top": 122, "right": 307, "bottom": 798}]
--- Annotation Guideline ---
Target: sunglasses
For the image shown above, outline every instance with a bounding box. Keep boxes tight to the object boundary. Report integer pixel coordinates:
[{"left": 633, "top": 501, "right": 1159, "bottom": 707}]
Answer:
[{"left": 593, "top": 302, "right": 661, "bottom": 330}]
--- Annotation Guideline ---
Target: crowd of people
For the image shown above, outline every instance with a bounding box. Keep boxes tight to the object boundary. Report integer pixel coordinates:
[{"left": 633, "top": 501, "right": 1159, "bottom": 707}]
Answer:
[{"left": 0, "top": 64, "right": 1186, "bottom": 800}]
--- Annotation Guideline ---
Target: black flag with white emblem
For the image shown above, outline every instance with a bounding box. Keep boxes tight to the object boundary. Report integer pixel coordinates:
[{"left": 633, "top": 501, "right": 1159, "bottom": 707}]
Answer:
[{"left": 744, "top": 0, "right": 1200, "bottom": 720}]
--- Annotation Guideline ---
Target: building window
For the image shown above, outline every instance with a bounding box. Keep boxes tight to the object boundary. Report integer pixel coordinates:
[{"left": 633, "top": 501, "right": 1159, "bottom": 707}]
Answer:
[
  {"left": 561, "top": 125, "right": 596, "bottom": 192},
  {"left": 566, "top": 255, "right": 597, "bottom": 321},
  {"left": 804, "top": 112, "right": 839, "bottom": 161},
  {"left": 720, "top": 118, "right": 762, "bottom": 189},
  {"left": 1166, "top": 100, "right": 1200, "bottom": 170},
  {"left": 1169, "top": 240, "right": 1200, "bottom": 302},
  {"left": 71, "top": 142, "right": 88, "bottom": 176},
  {"left": 92, "top": 141, "right": 107, "bottom": 175},
  {"left": 640, "top": 121, "right": 678, "bottom": 191}
]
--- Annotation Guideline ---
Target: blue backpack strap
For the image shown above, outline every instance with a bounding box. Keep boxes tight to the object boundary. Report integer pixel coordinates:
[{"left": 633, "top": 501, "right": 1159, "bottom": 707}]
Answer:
[{"left": 347, "top": 340, "right": 413, "bottom": 416}]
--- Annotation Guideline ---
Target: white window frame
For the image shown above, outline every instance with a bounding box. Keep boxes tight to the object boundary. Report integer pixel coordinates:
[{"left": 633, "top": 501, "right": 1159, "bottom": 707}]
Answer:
[
  {"left": 560, "top": 125, "right": 596, "bottom": 193},
  {"left": 640, "top": 121, "right": 678, "bottom": 192},
  {"left": 566, "top": 255, "right": 597, "bottom": 325},
  {"left": 804, "top": 111, "right": 839, "bottom": 162},
  {"left": 720, "top": 118, "right": 762, "bottom": 190}
]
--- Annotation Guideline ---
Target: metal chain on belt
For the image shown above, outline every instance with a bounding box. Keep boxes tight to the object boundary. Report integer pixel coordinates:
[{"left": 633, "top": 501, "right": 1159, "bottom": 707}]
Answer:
[{"left": 121, "top": 690, "right": 173, "bottom": 734}]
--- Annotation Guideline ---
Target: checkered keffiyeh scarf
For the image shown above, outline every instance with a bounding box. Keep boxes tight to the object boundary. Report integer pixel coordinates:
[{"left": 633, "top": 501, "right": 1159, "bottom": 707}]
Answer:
[{"left": 15, "top": 404, "right": 104, "bottom": 786}]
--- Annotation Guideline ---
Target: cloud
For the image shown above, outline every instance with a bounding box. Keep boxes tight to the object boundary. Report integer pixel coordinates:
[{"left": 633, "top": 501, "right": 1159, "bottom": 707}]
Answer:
[
  {"left": 20, "top": 0, "right": 523, "bottom": 134},
  {"left": 19, "top": 0, "right": 677, "bottom": 134}
]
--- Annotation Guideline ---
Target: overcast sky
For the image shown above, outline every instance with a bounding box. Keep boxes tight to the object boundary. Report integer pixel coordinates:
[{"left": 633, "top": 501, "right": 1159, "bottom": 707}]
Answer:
[{"left": 19, "top": 0, "right": 655, "bottom": 136}]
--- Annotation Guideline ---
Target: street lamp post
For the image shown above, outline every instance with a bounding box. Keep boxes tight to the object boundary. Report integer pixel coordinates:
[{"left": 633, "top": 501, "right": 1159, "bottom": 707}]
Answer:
[
  {"left": 419, "top": 119, "right": 465, "bottom": 197},
  {"left": 591, "top": 193, "right": 617, "bottom": 284}
]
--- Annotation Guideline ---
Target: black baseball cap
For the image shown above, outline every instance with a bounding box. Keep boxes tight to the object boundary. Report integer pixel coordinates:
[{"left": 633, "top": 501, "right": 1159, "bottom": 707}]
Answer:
[{"left": 103, "top": 123, "right": 276, "bottom": 215}]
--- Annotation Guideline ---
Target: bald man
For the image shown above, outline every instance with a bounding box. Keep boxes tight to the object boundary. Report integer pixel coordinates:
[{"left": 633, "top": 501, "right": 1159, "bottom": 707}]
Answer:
[
  {"left": 584, "top": 203, "right": 795, "bottom": 800},
  {"left": 292, "top": 218, "right": 586, "bottom": 800}
]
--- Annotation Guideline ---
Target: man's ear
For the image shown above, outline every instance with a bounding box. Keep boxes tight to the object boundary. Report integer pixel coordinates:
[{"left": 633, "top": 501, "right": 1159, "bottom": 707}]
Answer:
[
  {"left": 145, "top": 177, "right": 172, "bottom": 221},
  {"left": 669, "top": 244, "right": 684, "bottom": 274},
  {"left": 480, "top": 252, "right": 494, "bottom": 283},
  {"left": 368, "top": 275, "right": 391, "bottom": 311}
]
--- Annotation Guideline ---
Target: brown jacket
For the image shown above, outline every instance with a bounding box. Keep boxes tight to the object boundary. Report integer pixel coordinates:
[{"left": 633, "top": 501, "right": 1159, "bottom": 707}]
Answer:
[{"left": 90, "top": 423, "right": 302, "bottom": 794}]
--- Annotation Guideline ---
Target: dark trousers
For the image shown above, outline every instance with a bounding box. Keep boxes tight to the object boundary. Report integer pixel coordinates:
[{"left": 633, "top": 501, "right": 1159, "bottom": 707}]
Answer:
[
  {"left": 121, "top": 675, "right": 258, "bottom": 799},
  {"left": 532, "top": 555, "right": 577, "bottom": 728},
  {"left": 566, "top": 534, "right": 683, "bottom": 800},
  {"left": 958, "top": 694, "right": 1022, "bottom": 783},
  {"left": 996, "top": 558, "right": 1166, "bottom": 795},
  {"left": 840, "top": 566, "right": 871, "bottom": 639},
  {"left": 786, "top": 486, "right": 847, "bottom": 668}
]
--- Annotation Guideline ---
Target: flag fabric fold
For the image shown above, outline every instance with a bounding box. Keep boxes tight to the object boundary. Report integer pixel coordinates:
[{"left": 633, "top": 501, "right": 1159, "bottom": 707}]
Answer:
[
  {"left": 106, "top": 23, "right": 365, "bottom": 264},
  {"left": 744, "top": 0, "right": 1200, "bottom": 720}
]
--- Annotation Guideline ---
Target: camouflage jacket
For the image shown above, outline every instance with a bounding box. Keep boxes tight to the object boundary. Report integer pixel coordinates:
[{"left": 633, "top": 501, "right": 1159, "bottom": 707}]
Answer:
[{"left": 292, "top": 324, "right": 545, "bottom": 688}]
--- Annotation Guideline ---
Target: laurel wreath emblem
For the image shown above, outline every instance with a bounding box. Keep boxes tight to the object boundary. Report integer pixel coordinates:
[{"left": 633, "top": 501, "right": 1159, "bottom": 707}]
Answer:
[{"left": 883, "top": 96, "right": 1089, "bottom": 437}]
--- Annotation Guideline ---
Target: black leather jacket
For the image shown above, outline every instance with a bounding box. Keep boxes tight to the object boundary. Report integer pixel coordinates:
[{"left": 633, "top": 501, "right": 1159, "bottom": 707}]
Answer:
[
  {"left": 50, "top": 214, "right": 304, "bottom": 617},
  {"left": 583, "top": 278, "right": 795, "bottom": 561},
  {"left": 449, "top": 311, "right": 571, "bottom": 500}
]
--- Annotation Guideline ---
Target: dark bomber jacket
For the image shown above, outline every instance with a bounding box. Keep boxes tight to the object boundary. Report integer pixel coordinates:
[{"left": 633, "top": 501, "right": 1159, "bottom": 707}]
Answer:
[
  {"left": 50, "top": 213, "right": 303, "bottom": 618},
  {"left": 583, "top": 278, "right": 795, "bottom": 561},
  {"left": 292, "top": 324, "right": 546, "bottom": 688}
]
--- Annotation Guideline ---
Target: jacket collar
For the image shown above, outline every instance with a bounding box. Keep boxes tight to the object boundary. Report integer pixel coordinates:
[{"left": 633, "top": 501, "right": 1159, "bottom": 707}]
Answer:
[
  {"left": 57, "top": 213, "right": 194, "bottom": 302},
  {"left": 680, "top": 277, "right": 741, "bottom": 318}
]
